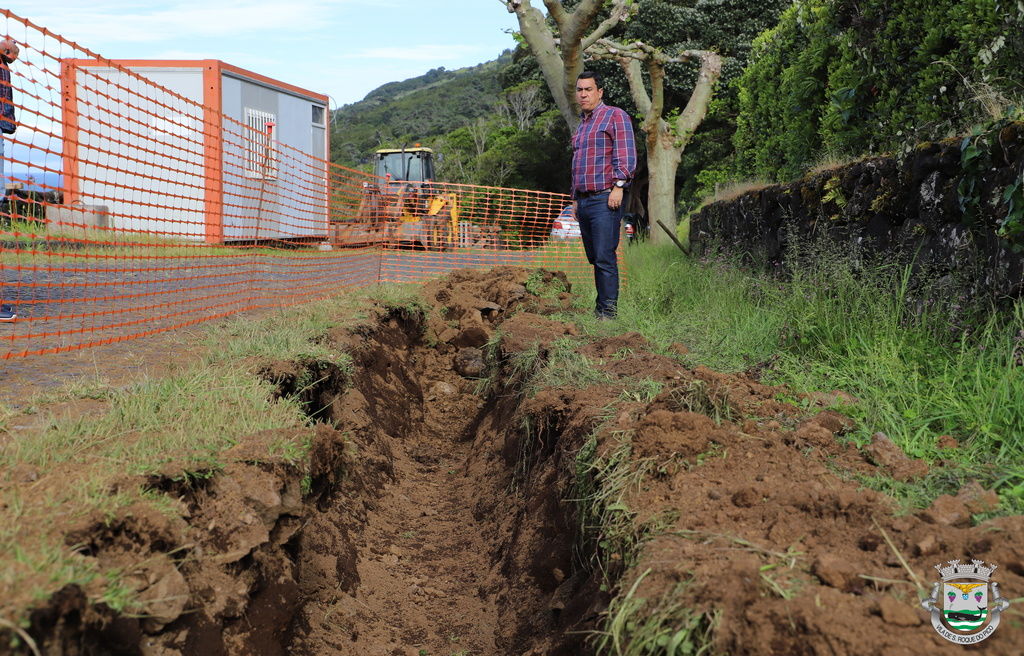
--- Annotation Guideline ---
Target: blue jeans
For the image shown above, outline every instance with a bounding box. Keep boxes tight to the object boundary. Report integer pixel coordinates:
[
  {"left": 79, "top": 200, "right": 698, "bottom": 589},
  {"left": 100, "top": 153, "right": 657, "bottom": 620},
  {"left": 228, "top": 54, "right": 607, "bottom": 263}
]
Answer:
[{"left": 576, "top": 192, "right": 622, "bottom": 316}]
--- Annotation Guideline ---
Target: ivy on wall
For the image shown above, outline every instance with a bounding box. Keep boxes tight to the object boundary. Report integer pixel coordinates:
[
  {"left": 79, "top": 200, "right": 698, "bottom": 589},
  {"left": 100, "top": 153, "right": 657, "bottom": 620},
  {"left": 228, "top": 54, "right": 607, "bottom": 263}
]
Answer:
[{"left": 731, "top": 0, "right": 1024, "bottom": 183}]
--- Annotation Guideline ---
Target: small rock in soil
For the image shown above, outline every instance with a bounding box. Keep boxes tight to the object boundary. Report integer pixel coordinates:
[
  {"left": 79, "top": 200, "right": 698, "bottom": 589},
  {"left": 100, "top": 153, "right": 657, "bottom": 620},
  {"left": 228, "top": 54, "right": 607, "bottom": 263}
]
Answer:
[
  {"left": 955, "top": 481, "right": 1000, "bottom": 515},
  {"left": 919, "top": 494, "right": 971, "bottom": 527},
  {"left": 914, "top": 534, "right": 938, "bottom": 557},
  {"left": 876, "top": 596, "right": 921, "bottom": 627},
  {"left": 812, "top": 553, "right": 863, "bottom": 592},
  {"left": 453, "top": 347, "right": 486, "bottom": 378},
  {"left": 863, "top": 432, "right": 929, "bottom": 481},
  {"left": 427, "top": 381, "right": 458, "bottom": 398},
  {"left": 731, "top": 487, "right": 759, "bottom": 508}
]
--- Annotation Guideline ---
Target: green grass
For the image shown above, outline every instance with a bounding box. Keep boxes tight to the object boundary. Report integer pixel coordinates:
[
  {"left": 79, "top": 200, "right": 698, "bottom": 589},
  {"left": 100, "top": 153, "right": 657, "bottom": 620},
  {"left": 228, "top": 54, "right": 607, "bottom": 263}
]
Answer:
[
  {"left": 528, "top": 337, "right": 613, "bottom": 395},
  {"left": 1, "top": 366, "right": 305, "bottom": 472},
  {"left": 0, "top": 282, "right": 407, "bottom": 621},
  {"left": 592, "top": 569, "right": 717, "bottom": 656}
]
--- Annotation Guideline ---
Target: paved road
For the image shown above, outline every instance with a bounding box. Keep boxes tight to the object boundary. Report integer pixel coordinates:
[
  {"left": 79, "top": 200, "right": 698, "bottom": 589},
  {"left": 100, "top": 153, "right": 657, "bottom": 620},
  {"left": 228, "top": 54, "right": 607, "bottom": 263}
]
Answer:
[{"left": 0, "top": 244, "right": 584, "bottom": 358}]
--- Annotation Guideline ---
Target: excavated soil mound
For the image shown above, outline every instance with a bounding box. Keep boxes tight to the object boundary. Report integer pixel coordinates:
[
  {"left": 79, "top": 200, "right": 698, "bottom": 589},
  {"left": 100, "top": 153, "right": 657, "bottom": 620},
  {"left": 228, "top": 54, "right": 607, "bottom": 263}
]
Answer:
[{"left": 5, "top": 266, "right": 1023, "bottom": 655}]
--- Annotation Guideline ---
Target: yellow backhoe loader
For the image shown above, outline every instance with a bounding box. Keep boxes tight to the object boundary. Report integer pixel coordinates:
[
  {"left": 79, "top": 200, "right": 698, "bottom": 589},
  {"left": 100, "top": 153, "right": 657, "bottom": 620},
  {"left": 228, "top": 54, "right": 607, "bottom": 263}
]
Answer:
[{"left": 332, "top": 146, "right": 458, "bottom": 250}]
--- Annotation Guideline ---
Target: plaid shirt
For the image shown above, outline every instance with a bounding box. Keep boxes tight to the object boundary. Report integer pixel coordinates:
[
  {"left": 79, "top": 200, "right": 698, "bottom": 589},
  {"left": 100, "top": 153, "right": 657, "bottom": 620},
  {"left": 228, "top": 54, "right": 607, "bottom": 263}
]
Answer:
[{"left": 571, "top": 102, "right": 636, "bottom": 195}]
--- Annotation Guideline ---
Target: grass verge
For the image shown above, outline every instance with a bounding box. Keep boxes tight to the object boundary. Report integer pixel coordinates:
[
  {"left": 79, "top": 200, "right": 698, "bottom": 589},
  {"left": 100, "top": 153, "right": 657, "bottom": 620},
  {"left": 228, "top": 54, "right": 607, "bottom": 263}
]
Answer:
[
  {"left": 0, "top": 282, "right": 419, "bottom": 623},
  {"left": 613, "top": 241, "right": 1024, "bottom": 513}
]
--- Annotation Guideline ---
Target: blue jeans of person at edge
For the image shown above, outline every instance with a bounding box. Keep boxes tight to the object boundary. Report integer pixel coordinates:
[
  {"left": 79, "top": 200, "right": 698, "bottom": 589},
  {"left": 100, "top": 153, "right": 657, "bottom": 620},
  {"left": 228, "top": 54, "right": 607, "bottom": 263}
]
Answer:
[{"left": 576, "top": 191, "right": 623, "bottom": 318}]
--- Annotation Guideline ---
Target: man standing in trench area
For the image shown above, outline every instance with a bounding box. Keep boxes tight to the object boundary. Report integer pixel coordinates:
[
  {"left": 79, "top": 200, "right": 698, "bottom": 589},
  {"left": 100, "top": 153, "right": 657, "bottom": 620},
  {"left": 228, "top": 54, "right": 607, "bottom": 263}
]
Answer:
[{"left": 570, "top": 70, "right": 637, "bottom": 320}]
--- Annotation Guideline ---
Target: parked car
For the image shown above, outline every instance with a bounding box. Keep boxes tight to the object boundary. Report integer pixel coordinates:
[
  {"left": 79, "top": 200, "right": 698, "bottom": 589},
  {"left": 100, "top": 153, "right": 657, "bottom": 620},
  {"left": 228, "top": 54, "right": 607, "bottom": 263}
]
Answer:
[
  {"left": 550, "top": 204, "right": 581, "bottom": 240},
  {"left": 623, "top": 212, "right": 649, "bottom": 244}
]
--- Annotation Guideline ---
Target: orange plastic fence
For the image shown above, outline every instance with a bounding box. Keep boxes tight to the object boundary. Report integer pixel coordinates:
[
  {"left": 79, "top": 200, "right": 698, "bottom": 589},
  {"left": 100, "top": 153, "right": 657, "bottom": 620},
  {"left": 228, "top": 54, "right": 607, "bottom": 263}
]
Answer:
[{"left": 0, "top": 10, "right": 617, "bottom": 359}]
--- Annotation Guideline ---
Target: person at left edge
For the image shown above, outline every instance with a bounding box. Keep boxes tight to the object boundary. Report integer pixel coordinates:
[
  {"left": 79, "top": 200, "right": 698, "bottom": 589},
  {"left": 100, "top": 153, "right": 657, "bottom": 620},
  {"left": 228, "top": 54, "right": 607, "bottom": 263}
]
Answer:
[{"left": 0, "top": 37, "right": 19, "bottom": 323}]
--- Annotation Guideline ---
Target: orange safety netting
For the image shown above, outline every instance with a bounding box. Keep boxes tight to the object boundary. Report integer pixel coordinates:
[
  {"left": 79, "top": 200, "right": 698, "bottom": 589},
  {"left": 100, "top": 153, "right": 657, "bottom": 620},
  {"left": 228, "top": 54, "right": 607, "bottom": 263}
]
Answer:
[{"left": 0, "top": 10, "right": 616, "bottom": 359}]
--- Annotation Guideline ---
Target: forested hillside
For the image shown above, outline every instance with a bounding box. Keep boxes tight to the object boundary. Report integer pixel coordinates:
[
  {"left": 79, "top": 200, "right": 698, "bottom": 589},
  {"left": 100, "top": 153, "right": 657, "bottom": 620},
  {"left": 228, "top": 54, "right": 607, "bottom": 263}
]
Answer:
[{"left": 329, "top": 54, "right": 512, "bottom": 170}]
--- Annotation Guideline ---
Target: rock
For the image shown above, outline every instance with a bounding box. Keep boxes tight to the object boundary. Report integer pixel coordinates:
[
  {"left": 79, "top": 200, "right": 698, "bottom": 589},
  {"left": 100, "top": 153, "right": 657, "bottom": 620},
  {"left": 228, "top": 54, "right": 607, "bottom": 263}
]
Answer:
[
  {"left": 453, "top": 347, "right": 486, "bottom": 378},
  {"left": 864, "top": 432, "right": 902, "bottom": 468},
  {"left": 877, "top": 596, "right": 922, "bottom": 627},
  {"left": 863, "top": 432, "right": 929, "bottom": 481},
  {"left": 453, "top": 324, "right": 490, "bottom": 348},
  {"left": 731, "top": 487, "right": 759, "bottom": 508},
  {"left": 437, "top": 327, "right": 459, "bottom": 344},
  {"left": 919, "top": 494, "right": 970, "bottom": 527},
  {"left": 474, "top": 299, "right": 503, "bottom": 320},
  {"left": 791, "top": 422, "right": 835, "bottom": 448},
  {"left": 137, "top": 557, "right": 189, "bottom": 633},
  {"left": 812, "top": 554, "right": 861, "bottom": 592},
  {"left": 915, "top": 533, "right": 938, "bottom": 557},
  {"left": 956, "top": 481, "right": 1000, "bottom": 514},
  {"left": 808, "top": 410, "right": 855, "bottom": 435},
  {"left": 428, "top": 381, "right": 458, "bottom": 398}
]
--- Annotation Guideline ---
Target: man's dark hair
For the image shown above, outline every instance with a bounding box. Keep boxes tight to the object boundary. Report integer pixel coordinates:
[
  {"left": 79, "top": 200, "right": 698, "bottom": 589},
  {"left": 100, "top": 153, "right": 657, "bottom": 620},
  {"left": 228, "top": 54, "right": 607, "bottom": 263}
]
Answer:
[{"left": 577, "top": 70, "right": 603, "bottom": 89}]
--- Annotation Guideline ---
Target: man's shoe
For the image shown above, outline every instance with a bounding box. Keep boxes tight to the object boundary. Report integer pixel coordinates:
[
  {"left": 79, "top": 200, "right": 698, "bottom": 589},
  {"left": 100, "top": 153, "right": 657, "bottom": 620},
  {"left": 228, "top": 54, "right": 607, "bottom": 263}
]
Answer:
[{"left": 0, "top": 304, "right": 16, "bottom": 322}]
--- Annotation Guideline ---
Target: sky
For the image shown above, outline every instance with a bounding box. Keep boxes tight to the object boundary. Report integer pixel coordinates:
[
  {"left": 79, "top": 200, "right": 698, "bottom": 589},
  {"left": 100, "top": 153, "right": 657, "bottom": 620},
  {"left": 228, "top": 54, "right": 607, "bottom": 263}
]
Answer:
[{"left": 4, "top": 0, "right": 520, "bottom": 108}]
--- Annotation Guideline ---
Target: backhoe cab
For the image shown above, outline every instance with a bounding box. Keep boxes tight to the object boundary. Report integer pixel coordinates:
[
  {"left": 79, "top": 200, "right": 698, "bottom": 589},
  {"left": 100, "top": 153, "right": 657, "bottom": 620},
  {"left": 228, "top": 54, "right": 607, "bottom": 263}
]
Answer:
[{"left": 339, "top": 146, "right": 458, "bottom": 250}]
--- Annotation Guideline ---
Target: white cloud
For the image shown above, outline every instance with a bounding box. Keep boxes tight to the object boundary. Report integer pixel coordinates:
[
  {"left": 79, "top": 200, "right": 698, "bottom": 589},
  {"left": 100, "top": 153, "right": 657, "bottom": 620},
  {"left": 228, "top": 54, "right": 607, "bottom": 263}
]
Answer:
[{"left": 12, "top": 0, "right": 344, "bottom": 44}]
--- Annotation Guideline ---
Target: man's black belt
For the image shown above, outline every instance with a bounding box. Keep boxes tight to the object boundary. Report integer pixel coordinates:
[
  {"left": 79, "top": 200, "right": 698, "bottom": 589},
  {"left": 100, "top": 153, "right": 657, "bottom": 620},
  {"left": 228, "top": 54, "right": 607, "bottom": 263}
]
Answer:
[{"left": 574, "top": 188, "right": 609, "bottom": 198}]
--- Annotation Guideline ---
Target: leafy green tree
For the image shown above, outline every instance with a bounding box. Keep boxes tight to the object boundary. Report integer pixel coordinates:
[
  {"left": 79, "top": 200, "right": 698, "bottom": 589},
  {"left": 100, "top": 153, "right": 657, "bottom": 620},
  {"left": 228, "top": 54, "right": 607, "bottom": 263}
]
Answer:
[{"left": 613, "top": 0, "right": 791, "bottom": 210}]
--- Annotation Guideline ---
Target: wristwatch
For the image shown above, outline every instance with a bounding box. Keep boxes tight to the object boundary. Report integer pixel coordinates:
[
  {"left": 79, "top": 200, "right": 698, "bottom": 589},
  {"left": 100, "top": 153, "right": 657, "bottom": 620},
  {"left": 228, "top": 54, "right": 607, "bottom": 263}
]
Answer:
[{"left": 613, "top": 179, "right": 627, "bottom": 189}]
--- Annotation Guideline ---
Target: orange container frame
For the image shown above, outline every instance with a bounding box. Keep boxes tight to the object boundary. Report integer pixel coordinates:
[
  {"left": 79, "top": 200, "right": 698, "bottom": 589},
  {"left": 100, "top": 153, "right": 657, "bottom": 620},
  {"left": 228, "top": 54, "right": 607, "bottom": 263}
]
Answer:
[{"left": 60, "top": 59, "right": 331, "bottom": 244}]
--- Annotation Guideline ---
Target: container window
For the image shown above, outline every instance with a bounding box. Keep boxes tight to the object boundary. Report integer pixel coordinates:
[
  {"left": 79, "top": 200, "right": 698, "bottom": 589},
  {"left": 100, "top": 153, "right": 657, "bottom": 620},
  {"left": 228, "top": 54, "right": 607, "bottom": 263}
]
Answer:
[
  {"left": 244, "top": 108, "right": 278, "bottom": 179},
  {"left": 311, "top": 105, "right": 325, "bottom": 126}
]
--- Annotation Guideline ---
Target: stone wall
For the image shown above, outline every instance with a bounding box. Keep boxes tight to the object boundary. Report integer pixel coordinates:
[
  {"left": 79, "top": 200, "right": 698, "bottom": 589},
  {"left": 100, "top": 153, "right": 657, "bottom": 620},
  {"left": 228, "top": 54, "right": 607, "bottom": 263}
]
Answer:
[{"left": 690, "top": 122, "right": 1024, "bottom": 303}]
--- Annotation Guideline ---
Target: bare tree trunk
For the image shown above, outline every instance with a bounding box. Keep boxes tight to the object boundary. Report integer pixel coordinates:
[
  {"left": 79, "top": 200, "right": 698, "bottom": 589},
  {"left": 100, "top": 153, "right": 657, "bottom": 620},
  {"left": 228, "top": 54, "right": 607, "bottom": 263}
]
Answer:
[{"left": 645, "top": 127, "right": 683, "bottom": 246}]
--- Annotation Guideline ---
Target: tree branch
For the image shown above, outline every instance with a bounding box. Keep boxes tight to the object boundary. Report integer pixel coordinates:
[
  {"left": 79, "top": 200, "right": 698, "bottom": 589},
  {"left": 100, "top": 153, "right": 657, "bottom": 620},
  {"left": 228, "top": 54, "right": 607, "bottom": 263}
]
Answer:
[
  {"left": 581, "top": 1, "right": 638, "bottom": 50},
  {"left": 504, "top": 0, "right": 635, "bottom": 130},
  {"left": 674, "top": 51, "right": 723, "bottom": 144},
  {"left": 505, "top": 0, "right": 574, "bottom": 126},
  {"left": 648, "top": 58, "right": 665, "bottom": 134},
  {"left": 588, "top": 39, "right": 651, "bottom": 116},
  {"left": 540, "top": 0, "right": 568, "bottom": 30}
]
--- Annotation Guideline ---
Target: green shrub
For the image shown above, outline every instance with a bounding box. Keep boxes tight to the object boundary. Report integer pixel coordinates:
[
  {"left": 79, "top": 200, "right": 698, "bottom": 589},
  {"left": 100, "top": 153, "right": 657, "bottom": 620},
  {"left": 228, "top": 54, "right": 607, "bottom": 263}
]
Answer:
[{"left": 733, "top": 0, "right": 1024, "bottom": 181}]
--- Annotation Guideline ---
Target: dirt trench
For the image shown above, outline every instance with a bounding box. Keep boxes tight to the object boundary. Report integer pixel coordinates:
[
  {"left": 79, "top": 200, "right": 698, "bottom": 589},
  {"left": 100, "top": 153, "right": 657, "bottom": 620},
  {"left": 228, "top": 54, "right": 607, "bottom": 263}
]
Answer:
[
  {"left": 14, "top": 268, "right": 598, "bottom": 655},
  {"left": 13, "top": 266, "right": 1024, "bottom": 655},
  {"left": 281, "top": 298, "right": 596, "bottom": 656}
]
